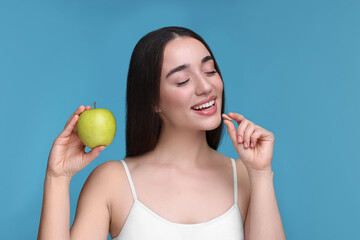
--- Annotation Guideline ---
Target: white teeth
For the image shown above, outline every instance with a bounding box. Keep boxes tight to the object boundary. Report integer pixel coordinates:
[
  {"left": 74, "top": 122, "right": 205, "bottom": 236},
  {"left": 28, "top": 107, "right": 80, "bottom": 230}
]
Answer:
[{"left": 193, "top": 100, "right": 215, "bottom": 110}]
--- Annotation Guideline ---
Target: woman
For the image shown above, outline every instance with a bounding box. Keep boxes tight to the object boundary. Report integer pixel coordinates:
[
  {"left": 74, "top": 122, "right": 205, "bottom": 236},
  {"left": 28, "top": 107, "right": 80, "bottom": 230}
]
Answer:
[{"left": 38, "top": 27, "right": 286, "bottom": 240}]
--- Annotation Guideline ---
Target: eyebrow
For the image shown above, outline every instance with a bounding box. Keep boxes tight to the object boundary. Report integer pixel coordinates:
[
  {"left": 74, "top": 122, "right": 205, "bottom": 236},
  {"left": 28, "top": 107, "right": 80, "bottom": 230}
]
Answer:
[
  {"left": 201, "top": 55, "right": 213, "bottom": 63},
  {"left": 165, "top": 55, "right": 213, "bottom": 79},
  {"left": 165, "top": 64, "right": 189, "bottom": 79}
]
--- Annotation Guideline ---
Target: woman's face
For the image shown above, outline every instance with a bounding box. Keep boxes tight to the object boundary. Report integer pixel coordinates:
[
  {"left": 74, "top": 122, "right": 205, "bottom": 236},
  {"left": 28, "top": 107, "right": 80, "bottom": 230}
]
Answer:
[{"left": 158, "top": 37, "right": 223, "bottom": 131}]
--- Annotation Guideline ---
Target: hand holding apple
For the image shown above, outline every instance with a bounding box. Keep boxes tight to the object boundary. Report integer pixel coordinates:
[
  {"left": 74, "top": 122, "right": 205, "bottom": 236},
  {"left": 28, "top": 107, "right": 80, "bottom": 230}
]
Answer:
[
  {"left": 77, "top": 102, "right": 116, "bottom": 149},
  {"left": 47, "top": 105, "right": 107, "bottom": 178}
]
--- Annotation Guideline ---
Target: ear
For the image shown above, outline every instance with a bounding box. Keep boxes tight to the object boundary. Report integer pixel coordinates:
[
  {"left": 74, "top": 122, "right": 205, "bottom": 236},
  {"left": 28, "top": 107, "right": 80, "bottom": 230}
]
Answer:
[{"left": 152, "top": 105, "right": 161, "bottom": 113}]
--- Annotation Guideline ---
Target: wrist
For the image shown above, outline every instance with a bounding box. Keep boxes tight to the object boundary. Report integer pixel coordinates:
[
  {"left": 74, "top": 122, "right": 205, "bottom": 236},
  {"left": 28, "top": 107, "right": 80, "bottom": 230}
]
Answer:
[
  {"left": 45, "top": 165, "right": 75, "bottom": 180},
  {"left": 246, "top": 167, "right": 274, "bottom": 179},
  {"left": 45, "top": 172, "right": 72, "bottom": 184}
]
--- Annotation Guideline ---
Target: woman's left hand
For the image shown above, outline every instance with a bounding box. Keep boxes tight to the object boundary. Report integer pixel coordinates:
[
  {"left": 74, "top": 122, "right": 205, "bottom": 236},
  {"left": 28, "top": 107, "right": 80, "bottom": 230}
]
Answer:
[{"left": 223, "top": 112, "right": 275, "bottom": 173}]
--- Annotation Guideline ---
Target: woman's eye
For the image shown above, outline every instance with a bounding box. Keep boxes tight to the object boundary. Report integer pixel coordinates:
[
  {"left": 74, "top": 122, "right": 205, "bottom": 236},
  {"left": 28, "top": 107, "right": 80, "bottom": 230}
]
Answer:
[
  {"left": 176, "top": 79, "right": 189, "bottom": 86},
  {"left": 206, "top": 70, "right": 217, "bottom": 75}
]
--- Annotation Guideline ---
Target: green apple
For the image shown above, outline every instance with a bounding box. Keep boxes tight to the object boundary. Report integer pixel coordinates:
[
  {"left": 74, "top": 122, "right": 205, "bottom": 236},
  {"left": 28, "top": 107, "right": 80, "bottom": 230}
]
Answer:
[{"left": 77, "top": 103, "right": 116, "bottom": 148}]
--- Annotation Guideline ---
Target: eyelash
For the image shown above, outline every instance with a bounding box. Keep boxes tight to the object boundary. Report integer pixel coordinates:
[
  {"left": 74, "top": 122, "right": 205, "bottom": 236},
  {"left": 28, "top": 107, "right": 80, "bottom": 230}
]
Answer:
[
  {"left": 206, "top": 70, "right": 217, "bottom": 75},
  {"left": 176, "top": 71, "right": 217, "bottom": 86},
  {"left": 176, "top": 79, "right": 190, "bottom": 86}
]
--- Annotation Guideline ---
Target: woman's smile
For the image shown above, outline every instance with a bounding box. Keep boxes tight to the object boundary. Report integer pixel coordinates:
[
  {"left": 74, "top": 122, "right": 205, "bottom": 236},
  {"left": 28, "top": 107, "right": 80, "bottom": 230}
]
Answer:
[
  {"left": 191, "top": 95, "right": 217, "bottom": 116},
  {"left": 191, "top": 99, "right": 217, "bottom": 116},
  {"left": 191, "top": 95, "right": 216, "bottom": 110}
]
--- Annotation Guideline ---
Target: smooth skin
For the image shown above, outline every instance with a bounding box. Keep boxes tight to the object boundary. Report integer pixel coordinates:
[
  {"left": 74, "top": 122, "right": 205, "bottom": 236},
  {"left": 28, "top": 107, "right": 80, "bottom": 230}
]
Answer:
[
  {"left": 223, "top": 112, "right": 285, "bottom": 239},
  {"left": 38, "top": 37, "right": 285, "bottom": 240}
]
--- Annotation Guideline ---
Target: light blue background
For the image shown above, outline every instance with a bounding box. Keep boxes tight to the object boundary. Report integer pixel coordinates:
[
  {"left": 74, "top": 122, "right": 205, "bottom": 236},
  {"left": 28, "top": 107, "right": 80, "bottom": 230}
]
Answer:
[{"left": 1, "top": 0, "right": 359, "bottom": 239}]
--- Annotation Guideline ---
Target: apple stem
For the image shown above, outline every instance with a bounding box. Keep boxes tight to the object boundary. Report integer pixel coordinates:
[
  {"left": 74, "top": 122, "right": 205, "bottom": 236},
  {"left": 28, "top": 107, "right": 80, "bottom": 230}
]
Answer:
[{"left": 94, "top": 101, "right": 96, "bottom": 109}]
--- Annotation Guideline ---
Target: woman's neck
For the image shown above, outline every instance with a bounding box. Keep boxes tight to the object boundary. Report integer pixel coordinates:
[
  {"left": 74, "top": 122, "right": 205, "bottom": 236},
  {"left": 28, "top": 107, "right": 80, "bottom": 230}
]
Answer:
[{"left": 151, "top": 125, "right": 213, "bottom": 169}]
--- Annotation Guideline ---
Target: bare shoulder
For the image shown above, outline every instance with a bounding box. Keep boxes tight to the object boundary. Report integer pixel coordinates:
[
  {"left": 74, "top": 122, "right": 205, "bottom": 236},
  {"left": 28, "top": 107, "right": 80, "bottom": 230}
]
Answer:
[
  {"left": 234, "top": 158, "right": 250, "bottom": 182},
  {"left": 77, "top": 160, "right": 129, "bottom": 207},
  {"left": 84, "top": 160, "right": 126, "bottom": 191},
  {"left": 234, "top": 158, "right": 251, "bottom": 222},
  {"left": 234, "top": 158, "right": 250, "bottom": 193},
  {"left": 215, "top": 152, "right": 250, "bottom": 221},
  {"left": 76, "top": 160, "right": 131, "bottom": 215},
  {"left": 89, "top": 160, "right": 125, "bottom": 178},
  {"left": 71, "top": 160, "right": 128, "bottom": 239},
  {"left": 210, "top": 150, "right": 250, "bottom": 187}
]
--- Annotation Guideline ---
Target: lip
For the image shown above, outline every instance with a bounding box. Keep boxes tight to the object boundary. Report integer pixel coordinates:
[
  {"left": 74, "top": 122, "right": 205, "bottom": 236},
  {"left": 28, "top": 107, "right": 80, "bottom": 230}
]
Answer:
[
  {"left": 191, "top": 100, "right": 217, "bottom": 116},
  {"left": 191, "top": 95, "right": 216, "bottom": 108}
]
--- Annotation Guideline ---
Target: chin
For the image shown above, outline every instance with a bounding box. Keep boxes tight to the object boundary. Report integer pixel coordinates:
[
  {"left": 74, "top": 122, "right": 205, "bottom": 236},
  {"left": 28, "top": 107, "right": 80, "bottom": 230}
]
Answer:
[{"left": 202, "top": 115, "right": 222, "bottom": 131}]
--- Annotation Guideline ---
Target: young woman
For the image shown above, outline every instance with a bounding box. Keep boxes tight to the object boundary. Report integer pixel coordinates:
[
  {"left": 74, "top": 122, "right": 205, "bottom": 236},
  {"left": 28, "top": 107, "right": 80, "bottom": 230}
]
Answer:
[{"left": 38, "top": 27, "right": 286, "bottom": 240}]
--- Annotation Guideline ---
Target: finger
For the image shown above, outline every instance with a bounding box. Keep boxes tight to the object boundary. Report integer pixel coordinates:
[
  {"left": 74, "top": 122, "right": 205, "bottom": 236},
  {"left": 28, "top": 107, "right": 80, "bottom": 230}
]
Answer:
[
  {"left": 259, "top": 129, "right": 275, "bottom": 142},
  {"left": 243, "top": 124, "right": 256, "bottom": 149},
  {"left": 82, "top": 145, "right": 106, "bottom": 166},
  {"left": 75, "top": 105, "right": 90, "bottom": 114},
  {"left": 73, "top": 105, "right": 92, "bottom": 132},
  {"left": 222, "top": 113, "right": 232, "bottom": 121},
  {"left": 76, "top": 105, "right": 93, "bottom": 120},
  {"left": 65, "top": 105, "right": 86, "bottom": 127},
  {"left": 223, "top": 119, "right": 239, "bottom": 148},
  {"left": 236, "top": 119, "right": 251, "bottom": 144},
  {"left": 250, "top": 128, "right": 262, "bottom": 148},
  {"left": 228, "top": 112, "right": 246, "bottom": 124},
  {"left": 59, "top": 114, "right": 79, "bottom": 138}
]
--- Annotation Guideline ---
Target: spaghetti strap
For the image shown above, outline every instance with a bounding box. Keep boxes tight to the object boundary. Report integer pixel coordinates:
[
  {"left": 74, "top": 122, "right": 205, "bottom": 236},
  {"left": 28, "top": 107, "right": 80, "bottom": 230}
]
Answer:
[
  {"left": 230, "top": 158, "right": 238, "bottom": 204},
  {"left": 120, "top": 160, "right": 138, "bottom": 201}
]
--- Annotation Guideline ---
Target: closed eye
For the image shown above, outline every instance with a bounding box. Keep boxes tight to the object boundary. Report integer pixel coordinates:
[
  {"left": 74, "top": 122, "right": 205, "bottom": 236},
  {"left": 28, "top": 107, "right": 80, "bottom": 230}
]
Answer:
[
  {"left": 206, "top": 70, "right": 217, "bottom": 75},
  {"left": 176, "top": 79, "right": 190, "bottom": 86}
]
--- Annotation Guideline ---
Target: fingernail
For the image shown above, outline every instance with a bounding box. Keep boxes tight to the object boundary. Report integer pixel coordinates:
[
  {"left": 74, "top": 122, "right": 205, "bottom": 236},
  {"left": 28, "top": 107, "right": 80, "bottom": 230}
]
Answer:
[
  {"left": 244, "top": 141, "right": 248, "bottom": 148},
  {"left": 251, "top": 142, "right": 254, "bottom": 148},
  {"left": 238, "top": 136, "right": 242, "bottom": 143}
]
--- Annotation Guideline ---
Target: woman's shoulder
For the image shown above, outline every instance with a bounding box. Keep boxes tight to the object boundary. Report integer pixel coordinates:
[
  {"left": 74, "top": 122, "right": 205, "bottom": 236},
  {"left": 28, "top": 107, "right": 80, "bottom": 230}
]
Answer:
[
  {"left": 88, "top": 160, "right": 125, "bottom": 180},
  {"left": 82, "top": 160, "right": 129, "bottom": 198},
  {"left": 213, "top": 151, "right": 250, "bottom": 187},
  {"left": 75, "top": 160, "right": 133, "bottom": 237},
  {"left": 214, "top": 151, "right": 248, "bottom": 173},
  {"left": 210, "top": 150, "right": 246, "bottom": 171},
  {"left": 215, "top": 152, "right": 250, "bottom": 216}
]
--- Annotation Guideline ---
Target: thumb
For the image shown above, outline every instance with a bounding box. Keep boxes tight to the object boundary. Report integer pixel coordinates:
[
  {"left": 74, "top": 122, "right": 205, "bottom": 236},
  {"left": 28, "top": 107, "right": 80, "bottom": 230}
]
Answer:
[
  {"left": 83, "top": 146, "right": 106, "bottom": 166},
  {"left": 223, "top": 120, "right": 239, "bottom": 148}
]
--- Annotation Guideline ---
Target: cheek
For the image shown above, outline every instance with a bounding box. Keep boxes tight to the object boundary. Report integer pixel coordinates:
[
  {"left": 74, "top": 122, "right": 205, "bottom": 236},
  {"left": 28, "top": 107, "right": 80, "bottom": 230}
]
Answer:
[
  {"left": 217, "top": 77, "right": 224, "bottom": 90},
  {"left": 214, "top": 77, "right": 224, "bottom": 97},
  {"left": 159, "top": 87, "right": 191, "bottom": 112},
  {"left": 215, "top": 78, "right": 224, "bottom": 107}
]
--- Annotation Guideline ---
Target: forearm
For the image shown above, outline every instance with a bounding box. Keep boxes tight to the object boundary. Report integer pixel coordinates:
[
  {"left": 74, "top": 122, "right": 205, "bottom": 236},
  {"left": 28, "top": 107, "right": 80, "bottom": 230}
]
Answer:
[
  {"left": 38, "top": 175, "right": 72, "bottom": 240},
  {"left": 245, "top": 170, "right": 286, "bottom": 240}
]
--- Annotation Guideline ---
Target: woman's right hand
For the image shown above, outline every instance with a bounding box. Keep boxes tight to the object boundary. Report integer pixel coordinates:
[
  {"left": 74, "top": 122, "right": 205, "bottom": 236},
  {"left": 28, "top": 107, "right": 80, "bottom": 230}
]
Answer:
[{"left": 46, "top": 105, "right": 106, "bottom": 178}]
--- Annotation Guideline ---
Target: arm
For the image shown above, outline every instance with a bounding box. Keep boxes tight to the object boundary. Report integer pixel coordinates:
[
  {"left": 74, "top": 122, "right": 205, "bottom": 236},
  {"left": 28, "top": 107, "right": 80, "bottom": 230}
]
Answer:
[
  {"left": 244, "top": 169, "right": 285, "bottom": 240},
  {"left": 70, "top": 162, "right": 114, "bottom": 239},
  {"left": 223, "top": 112, "right": 285, "bottom": 240},
  {"left": 38, "top": 105, "right": 108, "bottom": 240},
  {"left": 39, "top": 167, "right": 112, "bottom": 240},
  {"left": 38, "top": 175, "right": 72, "bottom": 240}
]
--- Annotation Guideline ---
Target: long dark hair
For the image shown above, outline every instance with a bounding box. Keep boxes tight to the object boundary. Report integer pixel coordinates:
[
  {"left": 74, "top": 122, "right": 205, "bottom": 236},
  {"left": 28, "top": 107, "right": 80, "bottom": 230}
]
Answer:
[{"left": 126, "top": 26, "right": 225, "bottom": 157}]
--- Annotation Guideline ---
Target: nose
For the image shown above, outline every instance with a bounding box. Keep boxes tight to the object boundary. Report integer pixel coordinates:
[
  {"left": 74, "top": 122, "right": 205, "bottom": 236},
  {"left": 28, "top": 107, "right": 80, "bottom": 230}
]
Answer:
[{"left": 194, "top": 74, "right": 212, "bottom": 96}]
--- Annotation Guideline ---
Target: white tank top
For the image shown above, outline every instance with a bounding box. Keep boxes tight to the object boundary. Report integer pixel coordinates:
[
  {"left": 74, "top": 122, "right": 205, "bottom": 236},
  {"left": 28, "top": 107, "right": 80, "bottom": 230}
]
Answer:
[{"left": 112, "top": 158, "right": 244, "bottom": 240}]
